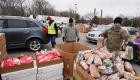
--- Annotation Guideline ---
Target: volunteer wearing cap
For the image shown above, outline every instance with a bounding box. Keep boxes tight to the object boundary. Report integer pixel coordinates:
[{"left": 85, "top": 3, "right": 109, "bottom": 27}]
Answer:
[
  {"left": 102, "top": 17, "right": 130, "bottom": 58},
  {"left": 46, "top": 16, "right": 58, "bottom": 48},
  {"left": 62, "top": 18, "right": 80, "bottom": 42}
]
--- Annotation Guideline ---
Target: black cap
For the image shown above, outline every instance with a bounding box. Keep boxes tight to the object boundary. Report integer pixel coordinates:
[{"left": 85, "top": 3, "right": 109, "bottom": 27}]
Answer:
[
  {"left": 114, "top": 17, "right": 123, "bottom": 24},
  {"left": 69, "top": 18, "right": 73, "bottom": 23}
]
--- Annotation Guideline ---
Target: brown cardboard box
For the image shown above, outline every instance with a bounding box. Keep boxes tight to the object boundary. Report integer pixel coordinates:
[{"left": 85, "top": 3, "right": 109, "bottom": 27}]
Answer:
[
  {"left": 56, "top": 42, "right": 90, "bottom": 78},
  {"left": 74, "top": 63, "right": 95, "bottom": 80},
  {"left": 0, "top": 60, "right": 37, "bottom": 80},
  {"left": 0, "top": 61, "right": 34, "bottom": 74},
  {"left": 0, "top": 33, "right": 7, "bottom": 62},
  {"left": 37, "top": 58, "right": 63, "bottom": 68}
]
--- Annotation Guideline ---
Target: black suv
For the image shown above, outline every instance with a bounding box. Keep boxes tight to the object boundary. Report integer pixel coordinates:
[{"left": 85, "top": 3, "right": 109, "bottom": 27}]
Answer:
[{"left": 0, "top": 16, "right": 49, "bottom": 51}]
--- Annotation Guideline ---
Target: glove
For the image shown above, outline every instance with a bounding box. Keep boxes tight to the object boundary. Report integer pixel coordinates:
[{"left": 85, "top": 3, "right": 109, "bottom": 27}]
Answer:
[
  {"left": 77, "top": 38, "right": 80, "bottom": 42},
  {"left": 62, "top": 37, "right": 65, "bottom": 42}
]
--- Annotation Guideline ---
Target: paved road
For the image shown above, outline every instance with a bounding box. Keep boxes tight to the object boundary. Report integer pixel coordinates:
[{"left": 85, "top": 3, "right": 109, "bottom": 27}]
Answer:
[
  {"left": 8, "top": 33, "right": 140, "bottom": 75},
  {"left": 8, "top": 33, "right": 96, "bottom": 57}
]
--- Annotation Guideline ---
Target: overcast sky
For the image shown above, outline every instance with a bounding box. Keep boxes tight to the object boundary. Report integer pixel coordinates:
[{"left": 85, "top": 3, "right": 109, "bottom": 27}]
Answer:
[{"left": 47, "top": 0, "right": 140, "bottom": 17}]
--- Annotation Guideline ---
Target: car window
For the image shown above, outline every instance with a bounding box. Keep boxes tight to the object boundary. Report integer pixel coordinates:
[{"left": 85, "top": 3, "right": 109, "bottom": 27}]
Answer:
[
  {"left": 131, "top": 27, "right": 138, "bottom": 31},
  {"left": 28, "top": 21, "right": 39, "bottom": 27},
  {"left": 0, "top": 20, "right": 4, "bottom": 29},
  {"left": 7, "top": 19, "right": 27, "bottom": 28},
  {"left": 36, "top": 21, "right": 46, "bottom": 28}
]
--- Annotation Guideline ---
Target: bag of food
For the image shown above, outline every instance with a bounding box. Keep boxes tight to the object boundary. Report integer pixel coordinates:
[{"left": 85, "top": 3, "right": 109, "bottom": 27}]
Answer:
[
  {"left": 90, "top": 64, "right": 100, "bottom": 78},
  {"left": 99, "top": 66, "right": 114, "bottom": 75},
  {"left": 124, "top": 62, "right": 135, "bottom": 75},
  {"left": 84, "top": 53, "right": 91, "bottom": 60},
  {"left": 95, "top": 50, "right": 107, "bottom": 60},
  {"left": 86, "top": 54, "right": 95, "bottom": 65},
  {"left": 99, "top": 75, "right": 108, "bottom": 80},
  {"left": 105, "top": 51, "right": 114, "bottom": 59},
  {"left": 114, "top": 63, "right": 125, "bottom": 74},
  {"left": 107, "top": 73, "right": 120, "bottom": 80},
  {"left": 80, "top": 60, "right": 89, "bottom": 70},
  {"left": 94, "top": 54, "right": 102, "bottom": 66},
  {"left": 94, "top": 54, "right": 102, "bottom": 64},
  {"left": 20, "top": 55, "right": 33, "bottom": 64},
  {"left": 114, "top": 57, "right": 122, "bottom": 64},
  {"left": 103, "top": 59, "right": 113, "bottom": 68},
  {"left": 97, "top": 36, "right": 104, "bottom": 48},
  {"left": 120, "top": 78, "right": 128, "bottom": 80},
  {"left": 121, "top": 46, "right": 133, "bottom": 60},
  {"left": 76, "top": 51, "right": 84, "bottom": 63},
  {"left": 123, "top": 71, "right": 135, "bottom": 79},
  {"left": 1, "top": 57, "right": 20, "bottom": 67}
]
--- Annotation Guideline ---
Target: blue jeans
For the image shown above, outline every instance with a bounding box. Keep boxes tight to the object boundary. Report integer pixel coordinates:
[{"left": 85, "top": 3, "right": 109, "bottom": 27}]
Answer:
[{"left": 49, "top": 35, "right": 56, "bottom": 47}]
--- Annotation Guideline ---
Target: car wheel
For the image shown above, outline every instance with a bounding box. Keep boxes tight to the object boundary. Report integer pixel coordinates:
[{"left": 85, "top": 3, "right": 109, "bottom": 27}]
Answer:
[{"left": 27, "top": 39, "right": 43, "bottom": 51}]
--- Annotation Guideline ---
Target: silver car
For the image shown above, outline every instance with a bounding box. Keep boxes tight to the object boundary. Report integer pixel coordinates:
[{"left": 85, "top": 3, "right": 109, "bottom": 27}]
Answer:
[{"left": 86, "top": 25, "right": 112, "bottom": 42}]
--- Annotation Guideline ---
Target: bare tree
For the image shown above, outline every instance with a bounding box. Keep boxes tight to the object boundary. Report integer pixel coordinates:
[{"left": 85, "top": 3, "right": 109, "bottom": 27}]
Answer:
[
  {"left": 31, "top": 0, "right": 55, "bottom": 15},
  {"left": 84, "top": 13, "right": 94, "bottom": 21},
  {"left": 0, "top": 0, "right": 80, "bottom": 17},
  {"left": 0, "top": 0, "right": 26, "bottom": 16}
]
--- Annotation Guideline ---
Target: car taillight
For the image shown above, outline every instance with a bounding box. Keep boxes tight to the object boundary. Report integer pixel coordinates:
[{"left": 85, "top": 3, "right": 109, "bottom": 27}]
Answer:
[{"left": 42, "top": 28, "right": 48, "bottom": 33}]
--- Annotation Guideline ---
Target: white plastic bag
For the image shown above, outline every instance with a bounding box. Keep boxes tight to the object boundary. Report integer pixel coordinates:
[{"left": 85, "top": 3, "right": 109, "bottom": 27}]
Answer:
[
  {"left": 107, "top": 73, "right": 120, "bottom": 80},
  {"left": 86, "top": 54, "right": 95, "bottom": 65},
  {"left": 94, "top": 54, "right": 102, "bottom": 66},
  {"left": 121, "top": 46, "right": 133, "bottom": 60},
  {"left": 124, "top": 61, "right": 135, "bottom": 75},
  {"left": 90, "top": 64, "right": 100, "bottom": 78},
  {"left": 76, "top": 51, "right": 84, "bottom": 62},
  {"left": 97, "top": 36, "right": 104, "bottom": 48},
  {"left": 80, "top": 60, "right": 89, "bottom": 70}
]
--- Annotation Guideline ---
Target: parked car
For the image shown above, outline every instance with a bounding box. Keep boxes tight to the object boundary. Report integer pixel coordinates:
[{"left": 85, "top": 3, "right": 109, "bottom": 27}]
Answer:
[
  {"left": 0, "top": 16, "right": 49, "bottom": 51},
  {"left": 122, "top": 27, "right": 138, "bottom": 35},
  {"left": 86, "top": 25, "right": 112, "bottom": 42}
]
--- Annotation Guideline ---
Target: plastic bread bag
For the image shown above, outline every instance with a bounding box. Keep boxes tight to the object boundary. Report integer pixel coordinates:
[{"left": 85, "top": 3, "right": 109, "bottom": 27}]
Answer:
[{"left": 90, "top": 64, "right": 100, "bottom": 78}]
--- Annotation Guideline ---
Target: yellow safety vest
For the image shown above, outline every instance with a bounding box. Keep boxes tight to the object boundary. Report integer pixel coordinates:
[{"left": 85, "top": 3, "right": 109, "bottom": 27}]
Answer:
[{"left": 47, "top": 22, "right": 56, "bottom": 34}]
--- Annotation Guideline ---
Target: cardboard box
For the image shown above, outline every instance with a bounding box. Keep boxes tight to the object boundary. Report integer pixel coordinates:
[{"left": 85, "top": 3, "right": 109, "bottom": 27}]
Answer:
[
  {"left": 2, "top": 70, "right": 37, "bottom": 80},
  {"left": 1, "top": 61, "right": 37, "bottom": 80},
  {"left": 38, "top": 63, "right": 63, "bottom": 74},
  {"left": 37, "top": 59, "right": 63, "bottom": 80},
  {"left": 0, "top": 62, "right": 35, "bottom": 74},
  {"left": 37, "top": 58, "right": 63, "bottom": 68},
  {"left": 56, "top": 43, "right": 90, "bottom": 78},
  {"left": 37, "top": 74, "right": 63, "bottom": 80},
  {"left": 14, "top": 75, "right": 36, "bottom": 80},
  {"left": 37, "top": 70, "right": 63, "bottom": 79},
  {"left": 74, "top": 63, "right": 95, "bottom": 80},
  {"left": 0, "top": 33, "right": 7, "bottom": 62},
  {"left": 48, "top": 75, "right": 63, "bottom": 80}
]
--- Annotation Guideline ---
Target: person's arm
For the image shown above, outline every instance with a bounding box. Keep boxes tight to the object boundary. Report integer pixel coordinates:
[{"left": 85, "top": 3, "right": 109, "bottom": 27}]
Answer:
[
  {"left": 54, "top": 23, "right": 58, "bottom": 36},
  {"left": 102, "top": 29, "right": 108, "bottom": 38},
  {"left": 121, "top": 30, "right": 130, "bottom": 43}
]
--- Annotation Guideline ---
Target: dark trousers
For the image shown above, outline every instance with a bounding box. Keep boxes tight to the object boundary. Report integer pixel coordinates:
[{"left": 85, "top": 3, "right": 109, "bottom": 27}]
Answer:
[
  {"left": 49, "top": 35, "right": 56, "bottom": 48},
  {"left": 132, "top": 44, "right": 138, "bottom": 60}
]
